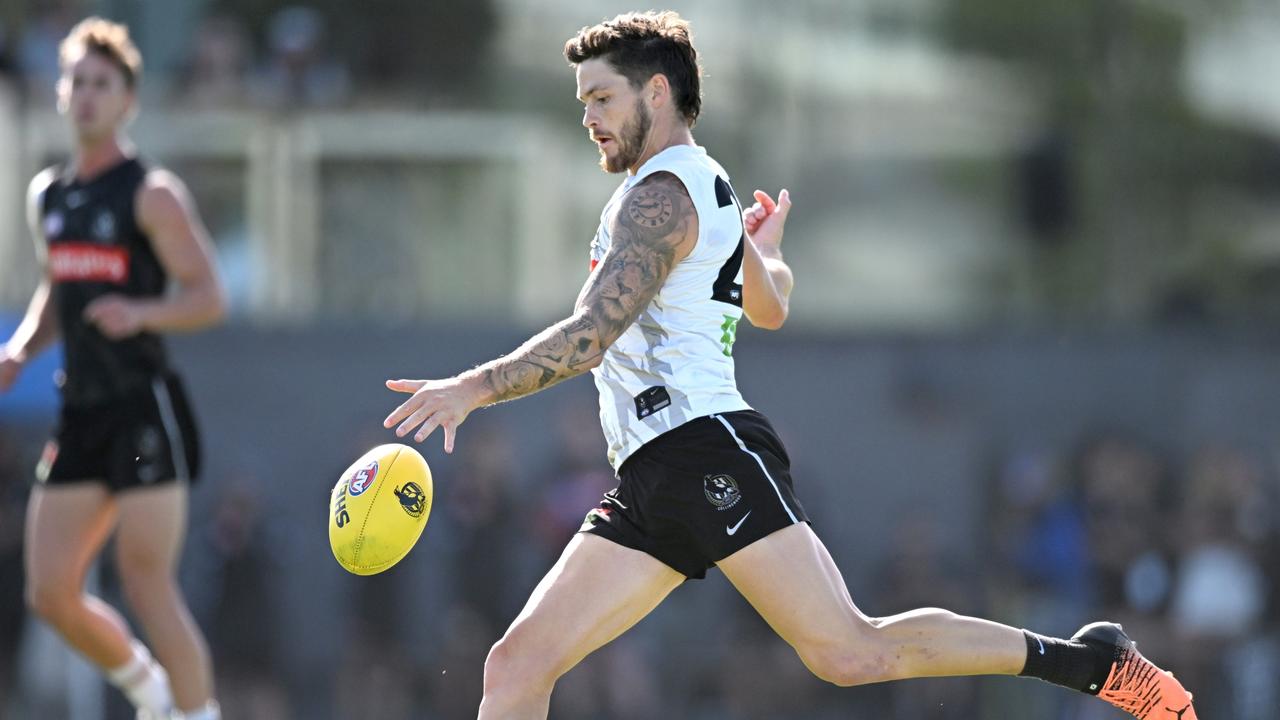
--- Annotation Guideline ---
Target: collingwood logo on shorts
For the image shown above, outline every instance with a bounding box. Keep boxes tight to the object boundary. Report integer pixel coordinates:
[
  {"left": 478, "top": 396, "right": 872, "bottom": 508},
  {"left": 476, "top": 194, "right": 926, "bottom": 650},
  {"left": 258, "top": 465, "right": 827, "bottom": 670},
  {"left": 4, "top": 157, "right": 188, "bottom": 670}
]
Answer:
[{"left": 703, "top": 474, "right": 741, "bottom": 511}]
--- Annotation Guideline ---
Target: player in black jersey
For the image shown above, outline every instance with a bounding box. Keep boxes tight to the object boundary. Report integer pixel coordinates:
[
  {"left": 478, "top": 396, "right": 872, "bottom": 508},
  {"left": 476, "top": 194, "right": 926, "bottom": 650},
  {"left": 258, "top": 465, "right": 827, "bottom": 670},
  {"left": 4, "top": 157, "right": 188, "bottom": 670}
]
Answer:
[{"left": 0, "top": 19, "right": 223, "bottom": 720}]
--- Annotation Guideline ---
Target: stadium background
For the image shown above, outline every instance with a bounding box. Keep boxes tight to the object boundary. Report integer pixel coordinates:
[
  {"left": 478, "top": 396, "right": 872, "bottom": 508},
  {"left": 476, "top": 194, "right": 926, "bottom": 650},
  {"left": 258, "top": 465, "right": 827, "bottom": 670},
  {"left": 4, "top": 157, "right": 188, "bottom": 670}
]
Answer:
[{"left": 1, "top": 1, "right": 1278, "bottom": 718}]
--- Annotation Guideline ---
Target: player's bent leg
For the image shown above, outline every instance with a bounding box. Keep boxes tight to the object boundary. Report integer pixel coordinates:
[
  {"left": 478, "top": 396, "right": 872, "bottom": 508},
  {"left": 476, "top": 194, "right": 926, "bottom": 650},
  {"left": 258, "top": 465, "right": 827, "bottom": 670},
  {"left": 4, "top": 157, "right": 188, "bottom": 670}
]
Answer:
[
  {"left": 114, "top": 482, "right": 216, "bottom": 714},
  {"left": 27, "top": 483, "right": 180, "bottom": 717},
  {"left": 479, "top": 533, "right": 684, "bottom": 720},
  {"left": 23, "top": 483, "right": 134, "bottom": 668},
  {"left": 718, "top": 524, "right": 1197, "bottom": 718},
  {"left": 717, "top": 523, "right": 1026, "bottom": 686}
]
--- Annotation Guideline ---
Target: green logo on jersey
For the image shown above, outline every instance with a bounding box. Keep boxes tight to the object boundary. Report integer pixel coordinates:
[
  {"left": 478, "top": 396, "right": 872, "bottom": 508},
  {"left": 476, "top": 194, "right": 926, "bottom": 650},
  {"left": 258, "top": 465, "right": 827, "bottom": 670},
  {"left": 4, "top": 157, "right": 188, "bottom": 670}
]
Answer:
[{"left": 720, "top": 315, "right": 739, "bottom": 356}]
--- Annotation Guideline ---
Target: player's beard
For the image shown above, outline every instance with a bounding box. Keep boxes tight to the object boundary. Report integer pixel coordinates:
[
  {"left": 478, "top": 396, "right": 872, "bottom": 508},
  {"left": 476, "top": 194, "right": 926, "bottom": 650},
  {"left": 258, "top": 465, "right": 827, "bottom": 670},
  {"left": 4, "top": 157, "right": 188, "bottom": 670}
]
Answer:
[{"left": 602, "top": 99, "right": 652, "bottom": 173}]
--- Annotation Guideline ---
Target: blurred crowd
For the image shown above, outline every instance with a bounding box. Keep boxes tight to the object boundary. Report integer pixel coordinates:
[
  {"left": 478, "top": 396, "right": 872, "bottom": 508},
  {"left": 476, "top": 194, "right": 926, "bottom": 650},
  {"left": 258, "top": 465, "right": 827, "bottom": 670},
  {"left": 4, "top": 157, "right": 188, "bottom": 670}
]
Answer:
[
  {"left": 0, "top": 0, "right": 505, "bottom": 113},
  {"left": 982, "top": 435, "right": 1279, "bottom": 719},
  {"left": 1, "top": 407, "right": 1274, "bottom": 719},
  {"left": 0, "top": 2, "right": 352, "bottom": 110}
]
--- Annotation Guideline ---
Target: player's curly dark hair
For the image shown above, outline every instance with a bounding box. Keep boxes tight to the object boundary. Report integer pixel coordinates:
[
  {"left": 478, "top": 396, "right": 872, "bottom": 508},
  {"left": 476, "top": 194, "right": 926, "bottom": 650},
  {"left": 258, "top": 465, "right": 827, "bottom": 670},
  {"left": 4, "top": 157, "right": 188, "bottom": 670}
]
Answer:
[
  {"left": 59, "top": 17, "right": 143, "bottom": 89},
  {"left": 564, "top": 11, "right": 703, "bottom": 126}
]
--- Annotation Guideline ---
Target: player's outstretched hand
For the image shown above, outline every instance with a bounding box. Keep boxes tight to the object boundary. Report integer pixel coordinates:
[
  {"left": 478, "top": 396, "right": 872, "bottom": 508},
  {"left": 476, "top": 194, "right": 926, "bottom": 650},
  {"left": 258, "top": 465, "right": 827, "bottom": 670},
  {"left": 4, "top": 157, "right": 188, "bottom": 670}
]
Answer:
[
  {"left": 742, "top": 189, "right": 792, "bottom": 255},
  {"left": 0, "top": 347, "right": 23, "bottom": 393},
  {"left": 383, "top": 377, "right": 477, "bottom": 453}
]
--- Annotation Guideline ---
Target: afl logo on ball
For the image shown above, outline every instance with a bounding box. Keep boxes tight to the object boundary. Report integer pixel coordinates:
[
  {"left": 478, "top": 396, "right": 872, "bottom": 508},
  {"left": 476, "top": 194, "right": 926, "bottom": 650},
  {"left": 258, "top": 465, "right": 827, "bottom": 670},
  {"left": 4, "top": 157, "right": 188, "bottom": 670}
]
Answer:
[
  {"left": 704, "top": 474, "right": 741, "bottom": 510},
  {"left": 394, "top": 482, "right": 427, "bottom": 518},
  {"left": 348, "top": 460, "right": 379, "bottom": 496}
]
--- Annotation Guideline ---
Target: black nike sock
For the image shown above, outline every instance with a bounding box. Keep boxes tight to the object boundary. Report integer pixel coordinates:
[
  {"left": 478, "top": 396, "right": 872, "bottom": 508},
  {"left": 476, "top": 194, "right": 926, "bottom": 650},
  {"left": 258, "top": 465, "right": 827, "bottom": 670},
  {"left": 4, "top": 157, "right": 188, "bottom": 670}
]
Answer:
[{"left": 1017, "top": 630, "right": 1112, "bottom": 694}]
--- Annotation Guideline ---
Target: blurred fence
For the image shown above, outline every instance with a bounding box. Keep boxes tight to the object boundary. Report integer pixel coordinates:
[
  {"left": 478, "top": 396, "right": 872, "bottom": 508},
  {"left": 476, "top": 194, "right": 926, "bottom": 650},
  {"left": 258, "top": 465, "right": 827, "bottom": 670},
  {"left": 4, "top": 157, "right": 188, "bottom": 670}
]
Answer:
[
  {"left": 0, "top": 57, "right": 1051, "bottom": 332},
  {"left": 0, "top": 100, "right": 592, "bottom": 323}
]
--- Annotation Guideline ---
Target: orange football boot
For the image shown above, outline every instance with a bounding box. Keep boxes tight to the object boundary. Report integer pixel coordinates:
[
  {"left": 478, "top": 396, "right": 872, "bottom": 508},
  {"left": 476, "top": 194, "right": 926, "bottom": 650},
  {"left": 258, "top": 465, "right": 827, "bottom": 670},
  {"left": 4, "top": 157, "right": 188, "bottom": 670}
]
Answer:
[{"left": 1073, "top": 622, "right": 1197, "bottom": 719}]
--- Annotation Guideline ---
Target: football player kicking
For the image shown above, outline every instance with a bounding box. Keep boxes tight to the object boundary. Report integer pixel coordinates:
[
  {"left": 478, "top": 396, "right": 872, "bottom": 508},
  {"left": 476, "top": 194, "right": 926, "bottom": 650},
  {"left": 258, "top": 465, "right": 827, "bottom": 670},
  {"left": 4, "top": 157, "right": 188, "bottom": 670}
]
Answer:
[{"left": 383, "top": 11, "right": 1196, "bottom": 720}]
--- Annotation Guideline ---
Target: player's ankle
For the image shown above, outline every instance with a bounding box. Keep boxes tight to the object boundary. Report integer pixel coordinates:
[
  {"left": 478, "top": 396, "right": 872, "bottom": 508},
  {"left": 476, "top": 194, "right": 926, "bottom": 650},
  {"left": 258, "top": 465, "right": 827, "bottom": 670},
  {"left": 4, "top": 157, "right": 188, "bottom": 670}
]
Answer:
[
  {"left": 177, "top": 699, "right": 221, "bottom": 720},
  {"left": 106, "top": 641, "right": 174, "bottom": 714},
  {"left": 1017, "top": 630, "right": 1111, "bottom": 694}
]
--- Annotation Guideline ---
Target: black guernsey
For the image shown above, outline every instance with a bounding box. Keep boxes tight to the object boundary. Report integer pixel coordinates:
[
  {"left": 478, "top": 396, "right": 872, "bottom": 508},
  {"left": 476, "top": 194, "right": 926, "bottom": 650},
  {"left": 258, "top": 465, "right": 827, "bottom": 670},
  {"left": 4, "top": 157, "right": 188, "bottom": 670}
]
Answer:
[{"left": 39, "top": 157, "right": 172, "bottom": 407}]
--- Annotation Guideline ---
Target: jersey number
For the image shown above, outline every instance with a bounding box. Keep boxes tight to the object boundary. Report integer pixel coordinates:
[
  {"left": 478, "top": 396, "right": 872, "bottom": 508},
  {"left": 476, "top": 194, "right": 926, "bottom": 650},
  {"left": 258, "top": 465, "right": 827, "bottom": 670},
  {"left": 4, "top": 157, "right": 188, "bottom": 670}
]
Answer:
[
  {"left": 711, "top": 176, "right": 746, "bottom": 355},
  {"left": 711, "top": 176, "right": 745, "bottom": 308}
]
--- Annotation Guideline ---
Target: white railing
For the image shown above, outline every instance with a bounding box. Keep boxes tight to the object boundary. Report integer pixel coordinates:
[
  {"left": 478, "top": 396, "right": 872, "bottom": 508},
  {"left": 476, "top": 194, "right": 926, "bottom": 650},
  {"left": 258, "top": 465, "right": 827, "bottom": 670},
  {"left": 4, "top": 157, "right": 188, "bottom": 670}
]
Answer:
[{"left": 1, "top": 101, "right": 596, "bottom": 323}]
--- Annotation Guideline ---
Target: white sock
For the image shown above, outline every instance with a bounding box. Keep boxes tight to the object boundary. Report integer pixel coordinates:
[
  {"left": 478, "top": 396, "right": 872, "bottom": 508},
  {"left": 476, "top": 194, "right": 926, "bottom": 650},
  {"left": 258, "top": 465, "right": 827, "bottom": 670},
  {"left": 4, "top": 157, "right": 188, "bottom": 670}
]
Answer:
[
  {"left": 177, "top": 700, "right": 221, "bottom": 720},
  {"left": 107, "top": 641, "right": 174, "bottom": 715}
]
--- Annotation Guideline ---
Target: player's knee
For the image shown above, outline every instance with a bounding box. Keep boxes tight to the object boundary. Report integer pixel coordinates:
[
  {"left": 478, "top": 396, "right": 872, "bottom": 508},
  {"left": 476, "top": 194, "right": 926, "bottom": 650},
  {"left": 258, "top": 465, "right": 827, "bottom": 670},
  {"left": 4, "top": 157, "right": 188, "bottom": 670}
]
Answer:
[
  {"left": 116, "top": 560, "right": 175, "bottom": 611},
  {"left": 483, "top": 634, "right": 557, "bottom": 697},
  {"left": 799, "top": 623, "right": 897, "bottom": 687},
  {"left": 26, "top": 576, "right": 77, "bottom": 625},
  {"left": 803, "top": 648, "right": 890, "bottom": 688}
]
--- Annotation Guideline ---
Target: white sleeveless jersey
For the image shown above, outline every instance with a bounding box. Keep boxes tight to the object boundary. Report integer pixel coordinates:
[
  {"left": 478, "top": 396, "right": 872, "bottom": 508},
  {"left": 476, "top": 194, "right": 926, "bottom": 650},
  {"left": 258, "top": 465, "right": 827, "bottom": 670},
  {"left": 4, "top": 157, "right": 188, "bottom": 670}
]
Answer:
[{"left": 588, "top": 145, "right": 751, "bottom": 470}]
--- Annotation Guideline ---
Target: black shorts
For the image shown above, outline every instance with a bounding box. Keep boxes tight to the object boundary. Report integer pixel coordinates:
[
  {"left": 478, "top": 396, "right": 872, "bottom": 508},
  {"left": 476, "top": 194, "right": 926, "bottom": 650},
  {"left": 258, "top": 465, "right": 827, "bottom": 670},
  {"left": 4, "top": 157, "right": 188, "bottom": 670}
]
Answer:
[
  {"left": 581, "top": 410, "right": 808, "bottom": 579},
  {"left": 39, "top": 373, "right": 201, "bottom": 492}
]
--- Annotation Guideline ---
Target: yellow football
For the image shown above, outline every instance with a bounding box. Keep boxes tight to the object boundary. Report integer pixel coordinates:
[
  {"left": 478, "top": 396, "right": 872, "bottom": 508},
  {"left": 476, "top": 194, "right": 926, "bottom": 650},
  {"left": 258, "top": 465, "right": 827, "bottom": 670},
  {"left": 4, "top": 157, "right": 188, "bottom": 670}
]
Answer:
[{"left": 329, "top": 443, "right": 433, "bottom": 575}]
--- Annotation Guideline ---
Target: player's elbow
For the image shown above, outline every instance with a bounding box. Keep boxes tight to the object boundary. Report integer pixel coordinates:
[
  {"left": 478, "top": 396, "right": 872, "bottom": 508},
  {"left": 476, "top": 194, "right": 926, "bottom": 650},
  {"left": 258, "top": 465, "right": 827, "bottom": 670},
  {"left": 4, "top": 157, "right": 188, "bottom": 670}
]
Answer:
[
  {"left": 757, "top": 310, "right": 788, "bottom": 331},
  {"left": 748, "top": 304, "right": 788, "bottom": 331},
  {"left": 577, "top": 351, "right": 604, "bottom": 371},
  {"left": 201, "top": 281, "right": 228, "bottom": 327},
  {"left": 176, "top": 278, "right": 227, "bottom": 332}
]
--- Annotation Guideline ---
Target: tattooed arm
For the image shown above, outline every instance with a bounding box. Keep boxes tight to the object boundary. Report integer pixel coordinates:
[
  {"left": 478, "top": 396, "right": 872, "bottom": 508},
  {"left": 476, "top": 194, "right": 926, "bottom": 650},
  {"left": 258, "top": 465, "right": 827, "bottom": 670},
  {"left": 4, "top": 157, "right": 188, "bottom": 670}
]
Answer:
[
  {"left": 476, "top": 172, "right": 696, "bottom": 402},
  {"left": 383, "top": 171, "right": 698, "bottom": 451}
]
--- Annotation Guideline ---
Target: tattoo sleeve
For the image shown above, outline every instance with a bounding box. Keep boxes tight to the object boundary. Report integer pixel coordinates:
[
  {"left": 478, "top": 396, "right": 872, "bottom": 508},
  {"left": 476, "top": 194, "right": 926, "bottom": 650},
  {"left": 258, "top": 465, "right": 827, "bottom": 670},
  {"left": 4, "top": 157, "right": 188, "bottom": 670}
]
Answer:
[{"left": 473, "top": 172, "right": 696, "bottom": 405}]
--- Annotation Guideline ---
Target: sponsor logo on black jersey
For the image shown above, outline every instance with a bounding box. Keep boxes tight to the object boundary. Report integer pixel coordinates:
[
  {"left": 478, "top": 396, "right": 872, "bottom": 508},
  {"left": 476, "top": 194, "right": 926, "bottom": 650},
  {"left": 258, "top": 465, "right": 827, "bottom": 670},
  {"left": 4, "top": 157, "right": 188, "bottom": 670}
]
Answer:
[{"left": 48, "top": 243, "right": 130, "bottom": 283}]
